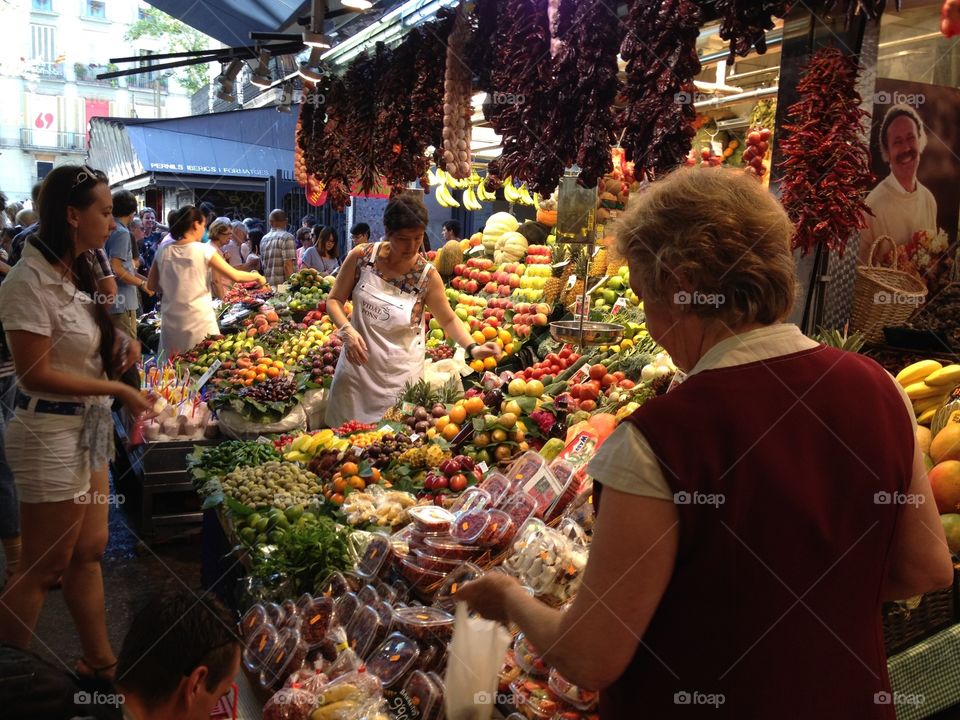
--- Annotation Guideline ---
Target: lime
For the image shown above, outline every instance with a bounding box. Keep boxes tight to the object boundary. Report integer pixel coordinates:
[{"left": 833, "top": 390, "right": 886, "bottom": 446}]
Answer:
[
  {"left": 254, "top": 517, "right": 270, "bottom": 533},
  {"left": 269, "top": 530, "right": 286, "bottom": 544},
  {"left": 239, "top": 527, "right": 256, "bottom": 544},
  {"left": 247, "top": 512, "right": 262, "bottom": 528},
  {"left": 285, "top": 505, "right": 305, "bottom": 522}
]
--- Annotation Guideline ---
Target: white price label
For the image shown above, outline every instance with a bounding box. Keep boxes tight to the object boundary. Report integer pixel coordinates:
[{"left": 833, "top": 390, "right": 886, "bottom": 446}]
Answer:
[
  {"left": 592, "top": 245, "right": 601, "bottom": 257},
  {"left": 711, "top": 140, "right": 724, "bottom": 156},
  {"left": 477, "top": 461, "right": 489, "bottom": 474},
  {"left": 192, "top": 359, "right": 222, "bottom": 392},
  {"left": 611, "top": 297, "right": 628, "bottom": 314},
  {"left": 276, "top": 283, "right": 289, "bottom": 293},
  {"left": 379, "top": 425, "right": 393, "bottom": 434},
  {"left": 409, "top": 433, "right": 420, "bottom": 442},
  {"left": 552, "top": 259, "right": 571, "bottom": 269},
  {"left": 586, "top": 275, "right": 609, "bottom": 296},
  {"left": 566, "top": 274, "right": 577, "bottom": 290}
]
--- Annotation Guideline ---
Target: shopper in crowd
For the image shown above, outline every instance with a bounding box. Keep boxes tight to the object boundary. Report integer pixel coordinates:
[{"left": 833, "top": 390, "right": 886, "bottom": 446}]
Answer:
[
  {"left": 0, "top": 227, "right": 13, "bottom": 277},
  {"left": 230, "top": 220, "right": 249, "bottom": 264},
  {"left": 301, "top": 226, "right": 340, "bottom": 275},
  {"left": 128, "top": 217, "right": 144, "bottom": 269},
  {"left": 459, "top": 167, "right": 954, "bottom": 719},
  {"left": 240, "top": 228, "right": 263, "bottom": 273},
  {"left": 206, "top": 218, "right": 235, "bottom": 299},
  {"left": 295, "top": 226, "right": 312, "bottom": 268},
  {"left": 301, "top": 213, "right": 316, "bottom": 231},
  {"left": 147, "top": 206, "right": 265, "bottom": 359},
  {"left": 138, "top": 208, "right": 165, "bottom": 273},
  {"left": 114, "top": 591, "right": 241, "bottom": 720},
  {"left": 7, "top": 185, "right": 40, "bottom": 266},
  {"left": 260, "top": 208, "right": 296, "bottom": 286},
  {"left": 105, "top": 191, "right": 150, "bottom": 342},
  {"left": 325, "top": 194, "right": 501, "bottom": 426},
  {"left": 349, "top": 222, "right": 370, "bottom": 248},
  {"left": 0, "top": 164, "right": 152, "bottom": 682},
  {"left": 198, "top": 201, "right": 217, "bottom": 243},
  {"left": 441, "top": 219, "right": 461, "bottom": 244}
]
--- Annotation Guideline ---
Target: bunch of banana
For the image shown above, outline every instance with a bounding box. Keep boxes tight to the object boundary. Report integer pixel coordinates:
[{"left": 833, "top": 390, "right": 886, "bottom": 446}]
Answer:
[
  {"left": 435, "top": 182, "right": 460, "bottom": 208},
  {"left": 503, "top": 177, "right": 535, "bottom": 206},
  {"left": 476, "top": 180, "right": 498, "bottom": 202},
  {"left": 896, "top": 360, "right": 960, "bottom": 425},
  {"left": 283, "top": 429, "right": 349, "bottom": 463},
  {"left": 462, "top": 186, "right": 483, "bottom": 211},
  {"left": 427, "top": 167, "right": 442, "bottom": 186}
]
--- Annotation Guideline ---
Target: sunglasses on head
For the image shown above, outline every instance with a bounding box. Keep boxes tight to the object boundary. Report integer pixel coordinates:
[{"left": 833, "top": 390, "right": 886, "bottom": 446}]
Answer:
[{"left": 71, "top": 165, "right": 105, "bottom": 191}]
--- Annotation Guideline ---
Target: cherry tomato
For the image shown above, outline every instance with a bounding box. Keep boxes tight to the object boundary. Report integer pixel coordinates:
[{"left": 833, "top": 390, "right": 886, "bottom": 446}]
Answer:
[{"left": 559, "top": 347, "right": 572, "bottom": 359}]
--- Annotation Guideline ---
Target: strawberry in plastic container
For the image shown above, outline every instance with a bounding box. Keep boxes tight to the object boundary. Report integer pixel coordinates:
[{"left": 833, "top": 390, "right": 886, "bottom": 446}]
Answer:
[
  {"left": 262, "top": 683, "right": 317, "bottom": 720},
  {"left": 943, "top": 0, "right": 960, "bottom": 37}
]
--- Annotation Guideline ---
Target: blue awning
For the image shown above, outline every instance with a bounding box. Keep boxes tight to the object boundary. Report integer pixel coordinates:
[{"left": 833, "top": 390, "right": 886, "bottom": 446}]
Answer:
[
  {"left": 145, "top": 0, "right": 307, "bottom": 46},
  {"left": 88, "top": 106, "right": 297, "bottom": 187}
]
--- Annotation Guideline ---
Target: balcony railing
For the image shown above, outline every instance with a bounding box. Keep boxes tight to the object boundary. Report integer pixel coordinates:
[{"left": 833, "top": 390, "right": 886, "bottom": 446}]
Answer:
[
  {"left": 74, "top": 64, "right": 118, "bottom": 86},
  {"left": 33, "top": 61, "right": 64, "bottom": 79},
  {"left": 127, "top": 74, "right": 168, "bottom": 92},
  {"left": 20, "top": 128, "right": 87, "bottom": 151}
]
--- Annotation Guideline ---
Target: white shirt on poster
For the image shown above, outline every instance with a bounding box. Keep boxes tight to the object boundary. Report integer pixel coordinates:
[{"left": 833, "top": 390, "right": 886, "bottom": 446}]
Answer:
[{"left": 860, "top": 172, "right": 938, "bottom": 254}]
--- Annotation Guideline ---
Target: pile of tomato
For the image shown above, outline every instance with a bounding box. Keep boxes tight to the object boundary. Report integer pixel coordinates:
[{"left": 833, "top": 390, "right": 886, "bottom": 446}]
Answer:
[{"left": 513, "top": 346, "right": 581, "bottom": 384}]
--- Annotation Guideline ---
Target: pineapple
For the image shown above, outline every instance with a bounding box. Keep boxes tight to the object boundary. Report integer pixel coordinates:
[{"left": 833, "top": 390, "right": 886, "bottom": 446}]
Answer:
[
  {"left": 590, "top": 241, "right": 608, "bottom": 278},
  {"left": 563, "top": 250, "right": 591, "bottom": 307},
  {"left": 543, "top": 245, "right": 568, "bottom": 304}
]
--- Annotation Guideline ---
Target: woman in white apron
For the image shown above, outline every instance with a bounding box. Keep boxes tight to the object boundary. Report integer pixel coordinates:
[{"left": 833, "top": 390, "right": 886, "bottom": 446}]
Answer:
[
  {"left": 325, "top": 194, "right": 501, "bottom": 427},
  {"left": 147, "top": 206, "right": 266, "bottom": 360}
]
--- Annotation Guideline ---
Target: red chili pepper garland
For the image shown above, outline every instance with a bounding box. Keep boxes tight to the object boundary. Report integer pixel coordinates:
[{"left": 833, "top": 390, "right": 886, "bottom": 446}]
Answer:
[
  {"left": 618, "top": 0, "right": 702, "bottom": 179},
  {"left": 777, "top": 47, "right": 874, "bottom": 257},
  {"left": 715, "top": 1, "right": 790, "bottom": 62}
]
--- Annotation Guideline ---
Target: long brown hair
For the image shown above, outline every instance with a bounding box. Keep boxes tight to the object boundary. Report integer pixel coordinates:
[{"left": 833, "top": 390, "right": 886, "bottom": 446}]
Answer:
[{"left": 32, "top": 164, "right": 117, "bottom": 378}]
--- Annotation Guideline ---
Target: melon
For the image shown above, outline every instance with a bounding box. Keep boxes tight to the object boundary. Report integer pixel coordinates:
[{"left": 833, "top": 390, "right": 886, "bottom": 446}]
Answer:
[
  {"left": 930, "top": 422, "right": 960, "bottom": 464},
  {"left": 929, "top": 460, "right": 960, "bottom": 514},
  {"left": 435, "top": 239, "right": 463, "bottom": 278},
  {"left": 494, "top": 231, "right": 528, "bottom": 264},
  {"left": 917, "top": 426, "right": 932, "bottom": 455},
  {"left": 941, "top": 514, "right": 960, "bottom": 555}
]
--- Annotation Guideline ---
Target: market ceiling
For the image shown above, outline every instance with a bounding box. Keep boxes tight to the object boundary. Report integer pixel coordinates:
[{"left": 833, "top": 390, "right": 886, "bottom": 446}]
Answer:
[{"left": 144, "top": 0, "right": 401, "bottom": 50}]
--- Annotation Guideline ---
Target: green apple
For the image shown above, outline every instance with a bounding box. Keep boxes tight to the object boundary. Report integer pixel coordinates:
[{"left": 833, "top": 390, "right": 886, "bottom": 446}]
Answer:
[
  {"left": 430, "top": 328, "right": 444, "bottom": 340},
  {"left": 430, "top": 317, "right": 442, "bottom": 330}
]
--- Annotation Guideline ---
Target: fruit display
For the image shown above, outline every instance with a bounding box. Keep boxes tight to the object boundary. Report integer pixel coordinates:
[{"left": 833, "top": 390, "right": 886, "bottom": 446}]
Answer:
[
  {"left": 222, "top": 280, "right": 274, "bottom": 306},
  {"left": 221, "top": 462, "right": 323, "bottom": 510},
  {"left": 304, "top": 337, "right": 343, "bottom": 386},
  {"left": 895, "top": 360, "right": 960, "bottom": 426},
  {"left": 342, "top": 487, "right": 417, "bottom": 528}
]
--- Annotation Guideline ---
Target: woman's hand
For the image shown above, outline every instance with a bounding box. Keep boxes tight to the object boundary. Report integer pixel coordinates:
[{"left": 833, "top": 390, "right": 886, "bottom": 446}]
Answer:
[
  {"left": 470, "top": 341, "right": 503, "bottom": 361},
  {"left": 254, "top": 272, "right": 267, "bottom": 286},
  {"left": 112, "top": 334, "right": 141, "bottom": 375},
  {"left": 118, "top": 385, "right": 153, "bottom": 418},
  {"left": 456, "top": 573, "right": 522, "bottom": 626},
  {"left": 342, "top": 326, "right": 369, "bottom": 365}
]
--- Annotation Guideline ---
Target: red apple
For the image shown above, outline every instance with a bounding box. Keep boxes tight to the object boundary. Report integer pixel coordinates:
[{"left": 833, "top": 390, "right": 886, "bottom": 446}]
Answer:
[
  {"left": 466, "top": 280, "right": 479, "bottom": 294},
  {"left": 454, "top": 264, "right": 466, "bottom": 276},
  {"left": 478, "top": 271, "right": 492, "bottom": 284},
  {"left": 483, "top": 282, "right": 497, "bottom": 294}
]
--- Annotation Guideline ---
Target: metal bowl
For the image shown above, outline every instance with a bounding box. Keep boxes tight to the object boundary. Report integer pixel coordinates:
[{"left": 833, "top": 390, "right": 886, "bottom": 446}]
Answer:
[{"left": 549, "top": 320, "right": 624, "bottom": 346}]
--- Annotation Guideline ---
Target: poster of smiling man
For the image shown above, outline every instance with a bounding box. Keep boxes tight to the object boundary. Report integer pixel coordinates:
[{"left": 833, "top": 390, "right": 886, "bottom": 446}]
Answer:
[{"left": 859, "top": 79, "right": 960, "bottom": 293}]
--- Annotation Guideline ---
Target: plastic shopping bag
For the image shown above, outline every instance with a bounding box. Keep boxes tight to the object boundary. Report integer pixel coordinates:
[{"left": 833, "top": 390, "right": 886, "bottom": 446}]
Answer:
[{"left": 443, "top": 603, "right": 512, "bottom": 720}]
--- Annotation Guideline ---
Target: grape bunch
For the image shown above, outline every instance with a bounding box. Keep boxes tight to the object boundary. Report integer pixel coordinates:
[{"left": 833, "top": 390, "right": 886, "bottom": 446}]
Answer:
[
  {"left": 364, "top": 433, "right": 417, "bottom": 468},
  {"left": 743, "top": 127, "right": 771, "bottom": 178},
  {"left": 427, "top": 344, "right": 455, "bottom": 362},
  {"left": 239, "top": 376, "right": 298, "bottom": 403}
]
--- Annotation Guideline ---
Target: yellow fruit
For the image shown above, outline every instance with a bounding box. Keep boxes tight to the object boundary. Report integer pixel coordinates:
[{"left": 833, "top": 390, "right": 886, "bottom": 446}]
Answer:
[
  {"left": 917, "top": 426, "right": 932, "bottom": 454},
  {"left": 502, "top": 400, "right": 522, "bottom": 416},
  {"left": 923, "top": 364, "right": 960, "bottom": 387},
  {"left": 508, "top": 378, "right": 527, "bottom": 396},
  {"left": 498, "top": 329, "right": 511, "bottom": 345},
  {"left": 491, "top": 428, "right": 508, "bottom": 443},
  {"left": 435, "top": 416, "right": 450, "bottom": 432},
  {"left": 932, "top": 421, "right": 960, "bottom": 462},
  {"left": 448, "top": 405, "right": 467, "bottom": 425},
  {"left": 482, "top": 326, "right": 497, "bottom": 340},
  {"left": 471, "top": 330, "right": 486, "bottom": 344},
  {"left": 464, "top": 396, "right": 485, "bottom": 415},
  {"left": 905, "top": 381, "right": 947, "bottom": 401},
  {"left": 914, "top": 396, "right": 945, "bottom": 415},
  {"left": 896, "top": 360, "right": 943, "bottom": 387},
  {"left": 525, "top": 380, "right": 544, "bottom": 397},
  {"left": 498, "top": 412, "right": 518, "bottom": 428},
  {"left": 469, "top": 359, "right": 485, "bottom": 373},
  {"left": 918, "top": 407, "right": 938, "bottom": 425},
  {"left": 483, "top": 356, "right": 497, "bottom": 370},
  {"left": 442, "top": 423, "right": 460, "bottom": 441}
]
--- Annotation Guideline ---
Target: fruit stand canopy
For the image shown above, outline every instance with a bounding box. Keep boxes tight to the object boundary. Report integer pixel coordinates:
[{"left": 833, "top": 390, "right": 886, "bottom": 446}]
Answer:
[
  {"left": 145, "top": 0, "right": 304, "bottom": 47},
  {"left": 87, "top": 107, "right": 297, "bottom": 189}
]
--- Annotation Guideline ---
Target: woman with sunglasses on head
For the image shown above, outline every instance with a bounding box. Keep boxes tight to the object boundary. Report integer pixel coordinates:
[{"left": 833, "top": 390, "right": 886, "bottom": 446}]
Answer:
[
  {"left": 301, "top": 226, "right": 340, "bottom": 275},
  {"left": 0, "top": 165, "right": 154, "bottom": 681},
  {"left": 147, "top": 206, "right": 266, "bottom": 359}
]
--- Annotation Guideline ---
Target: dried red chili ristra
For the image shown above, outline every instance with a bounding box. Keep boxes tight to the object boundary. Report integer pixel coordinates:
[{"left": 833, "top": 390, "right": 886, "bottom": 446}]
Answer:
[
  {"left": 618, "top": 0, "right": 701, "bottom": 179},
  {"left": 714, "top": 0, "right": 790, "bottom": 62},
  {"left": 317, "top": 75, "right": 358, "bottom": 212},
  {"left": 777, "top": 47, "right": 874, "bottom": 257},
  {"left": 375, "top": 30, "right": 421, "bottom": 192},
  {"left": 410, "top": 14, "right": 454, "bottom": 187},
  {"left": 297, "top": 74, "right": 331, "bottom": 185},
  {"left": 343, "top": 43, "right": 392, "bottom": 196}
]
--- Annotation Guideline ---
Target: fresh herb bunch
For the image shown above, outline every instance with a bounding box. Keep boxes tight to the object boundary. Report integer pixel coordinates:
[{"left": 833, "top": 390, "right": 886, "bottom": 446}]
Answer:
[
  {"left": 250, "top": 517, "right": 354, "bottom": 595},
  {"left": 188, "top": 440, "right": 280, "bottom": 484}
]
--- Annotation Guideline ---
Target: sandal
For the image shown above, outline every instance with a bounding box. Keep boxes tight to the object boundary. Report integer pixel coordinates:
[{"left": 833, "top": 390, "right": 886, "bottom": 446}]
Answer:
[{"left": 75, "top": 657, "right": 118, "bottom": 682}]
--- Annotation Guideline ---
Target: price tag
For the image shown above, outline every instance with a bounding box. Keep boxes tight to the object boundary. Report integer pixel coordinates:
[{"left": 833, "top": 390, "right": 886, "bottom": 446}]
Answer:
[
  {"left": 565, "top": 274, "right": 577, "bottom": 290},
  {"left": 552, "top": 259, "right": 571, "bottom": 269},
  {"left": 569, "top": 365, "right": 590, "bottom": 385},
  {"left": 409, "top": 433, "right": 420, "bottom": 442},
  {"left": 477, "top": 461, "right": 489, "bottom": 474},
  {"left": 192, "top": 359, "right": 222, "bottom": 392},
  {"left": 351, "top": 445, "right": 363, "bottom": 455},
  {"left": 574, "top": 296, "right": 586, "bottom": 318},
  {"left": 379, "top": 424, "right": 393, "bottom": 434},
  {"left": 711, "top": 140, "right": 724, "bottom": 156},
  {"left": 611, "top": 297, "right": 628, "bottom": 314},
  {"left": 592, "top": 245, "right": 602, "bottom": 257},
  {"left": 401, "top": 402, "right": 416, "bottom": 414},
  {"left": 468, "top": 245, "right": 485, "bottom": 255}
]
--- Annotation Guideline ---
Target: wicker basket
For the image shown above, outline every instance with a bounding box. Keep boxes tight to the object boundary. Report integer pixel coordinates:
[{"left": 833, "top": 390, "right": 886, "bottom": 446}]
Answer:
[
  {"left": 882, "top": 566, "right": 958, "bottom": 655},
  {"left": 851, "top": 236, "right": 928, "bottom": 342}
]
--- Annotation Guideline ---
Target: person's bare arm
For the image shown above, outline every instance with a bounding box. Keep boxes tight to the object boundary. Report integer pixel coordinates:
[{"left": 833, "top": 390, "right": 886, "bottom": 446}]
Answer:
[
  {"left": 9, "top": 330, "right": 150, "bottom": 415},
  {"left": 146, "top": 259, "right": 160, "bottom": 294},
  {"left": 882, "top": 440, "right": 955, "bottom": 600},
  {"left": 422, "top": 271, "right": 501, "bottom": 360},
  {"left": 459, "top": 488, "right": 679, "bottom": 690},
  {"left": 327, "top": 247, "right": 367, "bottom": 364},
  {"left": 208, "top": 252, "right": 266, "bottom": 285}
]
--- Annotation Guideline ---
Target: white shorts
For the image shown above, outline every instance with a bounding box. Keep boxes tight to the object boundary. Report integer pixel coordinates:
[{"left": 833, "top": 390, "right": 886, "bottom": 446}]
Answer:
[{"left": 5, "top": 410, "right": 92, "bottom": 503}]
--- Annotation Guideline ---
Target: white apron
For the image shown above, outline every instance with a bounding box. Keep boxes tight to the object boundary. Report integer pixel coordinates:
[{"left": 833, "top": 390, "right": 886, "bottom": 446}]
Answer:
[{"left": 325, "top": 244, "right": 431, "bottom": 426}]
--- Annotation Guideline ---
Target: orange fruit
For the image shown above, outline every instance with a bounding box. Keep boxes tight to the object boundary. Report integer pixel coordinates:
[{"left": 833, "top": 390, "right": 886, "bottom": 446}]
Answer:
[
  {"left": 442, "top": 423, "right": 460, "bottom": 441},
  {"left": 331, "top": 493, "right": 345, "bottom": 505},
  {"left": 482, "top": 326, "right": 497, "bottom": 340},
  {"left": 448, "top": 405, "right": 467, "bottom": 425},
  {"left": 273, "top": 360, "right": 285, "bottom": 369},
  {"left": 243, "top": 378, "right": 254, "bottom": 386},
  {"left": 255, "top": 373, "right": 267, "bottom": 382},
  {"left": 504, "top": 342, "right": 515, "bottom": 355},
  {"left": 332, "top": 477, "right": 347, "bottom": 493},
  {"left": 498, "top": 329, "right": 511, "bottom": 345},
  {"left": 435, "top": 416, "right": 450, "bottom": 432},
  {"left": 257, "top": 364, "right": 269, "bottom": 374},
  {"left": 471, "top": 330, "right": 486, "bottom": 344},
  {"left": 348, "top": 475, "right": 365, "bottom": 490},
  {"left": 266, "top": 367, "right": 280, "bottom": 378},
  {"left": 340, "top": 461, "right": 359, "bottom": 476},
  {"left": 369, "top": 468, "right": 381, "bottom": 483},
  {"left": 464, "top": 396, "right": 485, "bottom": 415},
  {"left": 469, "top": 359, "right": 485, "bottom": 373},
  {"left": 483, "top": 356, "right": 497, "bottom": 370}
]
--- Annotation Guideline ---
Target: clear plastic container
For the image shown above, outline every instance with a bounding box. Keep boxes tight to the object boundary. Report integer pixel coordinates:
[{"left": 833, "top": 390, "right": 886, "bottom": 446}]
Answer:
[
  {"left": 433, "top": 563, "right": 483, "bottom": 612},
  {"left": 506, "top": 451, "right": 567, "bottom": 517},
  {"left": 498, "top": 649, "right": 522, "bottom": 693},
  {"left": 318, "top": 571, "right": 351, "bottom": 598},
  {"left": 300, "top": 596, "right": 335, "bottom": 645},
  {"left": 241, "top": 604, "right": 269, "bottom": 639},
  {"left": 412, "top": 549, "right": 462, "bottom": 573},
  {"left": 392, "top": 606, "right": 454, "bottom": 644},
  {"left": 499, "top": 491, "right": 538, "bottom": 534},
  {"left": 281, "top": 599, "right": 299, "bottom": 619},
  {"left": 427, "top": 671, "right": 446, "bottom": 720},
  {"left": 243, "top": 621, "right": 279, "bottom": 674},
  {"left": 260, "top": 627, "right": 307, "bottom": 691},
  {"left": 335, "top": 591, "right": 361, "bottom": 627},
  {"left": 477, "top": 508, "right": 516, "bottom": 549},
  {"left": 449, "top": 487, "right": 492, "bottom": 514},
  {"left": 402, "top": 669, "right": 441, "bottom": 719},
  {"left": 512, "top": 633, "right": 549, "bottom": 677},
  {"left": 262, "top": 683, "right": 316, "bottom": 720},
  {"left": 510, "top": 677, "right": 564, "bottom": 719},
  {"left": 422, "top": 535, "right": 483, "bottom": 561},
  {"left": 416, "top": 638, "right": 447, "bottom": 674},
  {"left": 345, "top": 604, "right": 382, "bottom": 659},
  {"left": 507, "top": 451, "right": 548, "bottom": 487},
  {"left": 355, "top": 532, "right": 393, "bottom": 580},
  {"left": 265, "top": 601, "right": 286, "bottom": 627},
  {"left": 451, "top": 508, "right": 490, "bottom": 544},
  {"left": 283, "top": 667, "right": 330, "bottom": 695},
  {"left": 373, "top": 579, "right": 399, "bottom": 604},
  {"left": 295, "top": 593, "right": 315, "bottom": 613},
  {"left": 408, "top": 506, "right": 455, "bottom": 533},
  {"left": 358, "top": 584, "right": 380, "bottom": 606},
  {"left": 479, "top": 472, "right": 511, "bottom": 505},
  {"left": 365, "top": 632, "right": 420, "bottom": 688},
  {"left": 400, "top": 555, "right": 446, "bottom": 590},
  {"left": 372, "top": 600, "right": 395, "bottom": 630},
  {"left": 548, "top": 668, "right": 599, "bottom": 711},
  {"left": 503, "top": 520, "right": 587, "bottom": 605}
]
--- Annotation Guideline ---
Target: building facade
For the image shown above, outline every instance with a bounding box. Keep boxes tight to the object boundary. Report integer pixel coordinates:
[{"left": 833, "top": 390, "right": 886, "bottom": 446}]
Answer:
[{"left": 0, "top": 0, "right": 209, "bottom": 202}]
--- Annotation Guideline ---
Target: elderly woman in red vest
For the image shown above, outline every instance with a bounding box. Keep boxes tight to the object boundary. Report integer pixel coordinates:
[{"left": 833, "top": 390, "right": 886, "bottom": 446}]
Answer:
[{"left": 460, "top": 167, "right": 953, "bottom": 718}]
